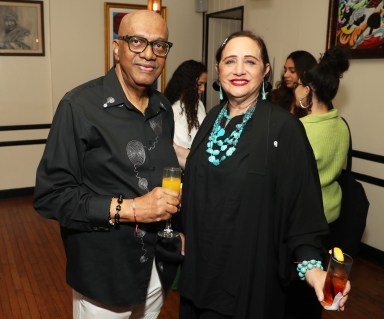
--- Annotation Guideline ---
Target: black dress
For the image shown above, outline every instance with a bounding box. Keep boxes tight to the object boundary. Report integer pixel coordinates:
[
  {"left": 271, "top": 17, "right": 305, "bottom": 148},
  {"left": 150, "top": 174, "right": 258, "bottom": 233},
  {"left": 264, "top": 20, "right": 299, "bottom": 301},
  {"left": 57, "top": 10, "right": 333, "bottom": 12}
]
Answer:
[{"left": 179, "top": 100, "right": 329, "bottom": 319}]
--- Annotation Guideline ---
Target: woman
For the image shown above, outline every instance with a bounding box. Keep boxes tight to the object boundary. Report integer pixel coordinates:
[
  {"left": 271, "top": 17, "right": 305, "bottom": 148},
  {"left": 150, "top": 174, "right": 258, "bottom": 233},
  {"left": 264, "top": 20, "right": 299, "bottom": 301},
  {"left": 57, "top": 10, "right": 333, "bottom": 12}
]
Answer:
[
  {"left": 175, "top": 31, "right": 350, "bottom": 319},
  {"left": 270, "top": 50, "right": 317, "bottom": 117},
  {"left": 284, "top": 47, "right": 350, "bottom": 319},
  {"left": 165, "top": 60, "right": 208, "bottom": 149},
  {"left": 293, "top": 47, "right": 350, "bottom": 226},
  {"left": 283, "top": 48, "right": 351, "bottom": 319}
]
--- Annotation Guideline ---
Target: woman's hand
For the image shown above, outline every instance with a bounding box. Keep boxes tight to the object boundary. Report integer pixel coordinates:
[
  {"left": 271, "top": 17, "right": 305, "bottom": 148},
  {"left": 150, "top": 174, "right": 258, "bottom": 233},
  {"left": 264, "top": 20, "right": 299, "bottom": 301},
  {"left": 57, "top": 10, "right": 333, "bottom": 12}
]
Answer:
[
  {"left": 173, "top": 143, "right": 190, "bottom": 169},
  {"left": 305, "top": 268, "right": 351, "bottom": 311}
]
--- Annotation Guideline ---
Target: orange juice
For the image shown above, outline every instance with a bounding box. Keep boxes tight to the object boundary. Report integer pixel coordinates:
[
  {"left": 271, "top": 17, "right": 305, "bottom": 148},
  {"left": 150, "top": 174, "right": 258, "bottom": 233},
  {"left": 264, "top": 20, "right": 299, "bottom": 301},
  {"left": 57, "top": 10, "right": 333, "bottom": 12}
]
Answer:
[{"left": 162, "top": 177, "right": 181, "bottom": 192}]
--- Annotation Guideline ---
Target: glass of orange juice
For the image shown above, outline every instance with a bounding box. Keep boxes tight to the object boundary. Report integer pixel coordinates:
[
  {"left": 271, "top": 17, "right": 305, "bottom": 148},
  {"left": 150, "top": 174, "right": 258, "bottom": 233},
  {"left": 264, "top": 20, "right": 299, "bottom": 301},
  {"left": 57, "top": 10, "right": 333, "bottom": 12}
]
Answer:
[{"left": 157, "top": 167, "right": 181, "bottom": 238}]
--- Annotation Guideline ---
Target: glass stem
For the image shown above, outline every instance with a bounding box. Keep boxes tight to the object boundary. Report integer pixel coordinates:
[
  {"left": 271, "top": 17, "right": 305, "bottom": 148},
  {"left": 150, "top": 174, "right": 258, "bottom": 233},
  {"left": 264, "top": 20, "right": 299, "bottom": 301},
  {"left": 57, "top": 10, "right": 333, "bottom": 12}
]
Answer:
[{"left": 165, "top": 219, "right": 172, "bottom": 232}]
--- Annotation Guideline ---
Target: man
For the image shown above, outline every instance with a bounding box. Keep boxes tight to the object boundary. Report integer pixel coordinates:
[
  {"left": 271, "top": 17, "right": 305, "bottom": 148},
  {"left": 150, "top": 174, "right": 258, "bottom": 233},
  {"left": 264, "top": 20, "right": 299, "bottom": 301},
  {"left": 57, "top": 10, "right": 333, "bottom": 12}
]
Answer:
[{"left": 34, "top": 10, "right": 181, "bottom": 318}]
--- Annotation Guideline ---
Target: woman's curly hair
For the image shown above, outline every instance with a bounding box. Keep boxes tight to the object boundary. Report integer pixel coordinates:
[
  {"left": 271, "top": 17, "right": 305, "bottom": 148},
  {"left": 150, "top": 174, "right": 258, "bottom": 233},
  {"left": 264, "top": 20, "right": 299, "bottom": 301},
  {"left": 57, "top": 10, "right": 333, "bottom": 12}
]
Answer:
[
  {"left": 164, "top": 60, "right": 207, "bottom": 136},
  {"left": 301, "top": 47, "right": 349, "bottom": 111}
]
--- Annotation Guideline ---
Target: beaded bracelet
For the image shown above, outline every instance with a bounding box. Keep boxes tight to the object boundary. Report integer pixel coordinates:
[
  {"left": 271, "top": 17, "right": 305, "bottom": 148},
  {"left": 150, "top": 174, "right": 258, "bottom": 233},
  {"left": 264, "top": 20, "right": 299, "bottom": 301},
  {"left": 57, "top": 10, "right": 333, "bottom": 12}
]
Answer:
[
  {"left": 132, "top": 198, "right": 138, "bottom": 235},
  {"left": 296, "top": 260, "right": 323, "bottom": 280},
  {"left": 114, "top": 194, "right": 123, "bottom": 230},
  {"left": 108, "top": 197, "right": 115, "bottom": 226}
]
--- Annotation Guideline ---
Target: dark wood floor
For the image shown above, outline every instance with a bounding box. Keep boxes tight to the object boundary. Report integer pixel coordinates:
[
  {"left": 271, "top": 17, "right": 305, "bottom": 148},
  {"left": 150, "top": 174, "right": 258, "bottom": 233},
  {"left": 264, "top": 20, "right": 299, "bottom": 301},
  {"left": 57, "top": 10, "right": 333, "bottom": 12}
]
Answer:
[{"left": 1, "top": 196, "right": 383, "bottom": 318}]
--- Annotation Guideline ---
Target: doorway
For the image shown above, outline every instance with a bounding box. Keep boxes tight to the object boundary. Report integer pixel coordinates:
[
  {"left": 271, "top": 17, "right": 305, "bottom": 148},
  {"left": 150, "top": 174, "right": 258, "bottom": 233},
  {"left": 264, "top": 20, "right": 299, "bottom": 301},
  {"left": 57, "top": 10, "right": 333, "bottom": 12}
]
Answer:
[{"left": 203, "top": 6, "right": 244, "bottom": 111}]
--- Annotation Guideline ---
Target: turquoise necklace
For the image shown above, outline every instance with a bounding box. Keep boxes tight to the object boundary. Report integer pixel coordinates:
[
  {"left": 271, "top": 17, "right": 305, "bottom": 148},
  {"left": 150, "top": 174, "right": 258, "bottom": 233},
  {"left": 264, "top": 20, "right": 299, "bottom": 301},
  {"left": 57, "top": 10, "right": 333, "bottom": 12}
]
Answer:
[{"left": 206, "top": 101, "right": 257, "bottom": 166}]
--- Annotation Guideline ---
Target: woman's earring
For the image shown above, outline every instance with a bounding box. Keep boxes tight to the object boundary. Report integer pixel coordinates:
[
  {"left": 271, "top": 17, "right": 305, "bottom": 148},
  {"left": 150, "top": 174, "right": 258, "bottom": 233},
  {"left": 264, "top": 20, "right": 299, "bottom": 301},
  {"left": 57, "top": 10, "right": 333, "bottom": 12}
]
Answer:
[
  {"left": 299, "top": 97, "right": 311, "bottom": 109},
  {"left": 262, "top": 80, "right": 267, "bottom": 100},
  {"left": 219, "top": 82, "right": 224, "bottom": 101}
]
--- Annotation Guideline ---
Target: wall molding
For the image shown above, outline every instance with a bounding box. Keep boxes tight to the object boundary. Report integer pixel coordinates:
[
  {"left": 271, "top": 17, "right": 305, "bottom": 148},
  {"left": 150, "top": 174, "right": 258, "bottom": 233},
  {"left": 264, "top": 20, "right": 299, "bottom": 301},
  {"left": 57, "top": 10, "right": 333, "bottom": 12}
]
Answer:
[
  {"left": 353, "top": 150, "right": 384, "bottom": 164},
  {"left": 0, "top": 187, "right": 34, "bottom": 199},
  {"left": 351, "top": 150, "right": 384, "bottom": 187},
  {"left": 0, "top": 139, "right": 47, "bottom": 147},
  {"left": 360, "top": 243, "right": 384, "bottom": 267},
  {"left": 0, "top": 124, "right": 383, "bottom": 187},
  {"left": 0, "top": 124, "right": 51, "bottom": 131},
  {"left": 0, "top": 123, "right": 50, "bottom": 147}
]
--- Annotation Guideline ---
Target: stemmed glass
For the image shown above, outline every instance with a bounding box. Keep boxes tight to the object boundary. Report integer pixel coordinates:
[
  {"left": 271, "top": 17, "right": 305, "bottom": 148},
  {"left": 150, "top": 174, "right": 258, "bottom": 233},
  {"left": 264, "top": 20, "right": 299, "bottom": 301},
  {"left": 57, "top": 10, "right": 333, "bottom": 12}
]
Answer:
[{"left": 157, "top": 167, "right": 181, "bottom": 238}]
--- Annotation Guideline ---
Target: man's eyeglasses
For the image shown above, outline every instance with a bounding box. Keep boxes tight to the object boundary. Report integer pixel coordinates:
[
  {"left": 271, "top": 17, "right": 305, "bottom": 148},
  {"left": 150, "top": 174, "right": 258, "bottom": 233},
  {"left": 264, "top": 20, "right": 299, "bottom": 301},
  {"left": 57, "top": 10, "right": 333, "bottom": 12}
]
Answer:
[
  {"left": 117, "top": 35, "right": 173, "bottom": 57},
  {"left": 292, "top": 82, "right": 305, "bottom": 90}
]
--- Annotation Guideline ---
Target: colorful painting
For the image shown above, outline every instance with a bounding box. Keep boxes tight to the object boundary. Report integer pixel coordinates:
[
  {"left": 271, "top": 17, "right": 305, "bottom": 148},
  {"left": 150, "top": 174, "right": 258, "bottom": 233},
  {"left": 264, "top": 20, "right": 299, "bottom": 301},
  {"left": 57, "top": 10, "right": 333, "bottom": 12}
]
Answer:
[{"left": 327, "top": 0, "right": 384, "bottom": 58}]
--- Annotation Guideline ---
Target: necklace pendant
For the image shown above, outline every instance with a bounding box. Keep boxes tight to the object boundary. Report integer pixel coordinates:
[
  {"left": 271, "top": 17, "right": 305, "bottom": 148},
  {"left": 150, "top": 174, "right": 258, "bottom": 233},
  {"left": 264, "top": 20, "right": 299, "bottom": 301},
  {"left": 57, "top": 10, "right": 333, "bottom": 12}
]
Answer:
[
  {"left": 217, "top": 128, "right": 225, "bottom": 137},
  {"left": 226, "top": 147, "right": 236, "bottom": 156}
]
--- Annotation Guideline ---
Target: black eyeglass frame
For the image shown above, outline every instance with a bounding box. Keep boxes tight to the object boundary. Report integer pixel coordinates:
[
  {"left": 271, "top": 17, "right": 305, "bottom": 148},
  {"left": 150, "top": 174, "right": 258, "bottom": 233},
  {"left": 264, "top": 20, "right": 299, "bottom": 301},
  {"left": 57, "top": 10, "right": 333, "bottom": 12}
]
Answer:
[{"left": 117, "top": 35, "right": 173, "bottom": 57}]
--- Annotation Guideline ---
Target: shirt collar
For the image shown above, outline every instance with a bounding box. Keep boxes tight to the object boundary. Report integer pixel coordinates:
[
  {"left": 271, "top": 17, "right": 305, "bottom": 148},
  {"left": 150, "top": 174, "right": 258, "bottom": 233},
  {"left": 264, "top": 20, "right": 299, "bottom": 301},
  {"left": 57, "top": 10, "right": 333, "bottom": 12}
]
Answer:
[
  {"left": 101, "top": 67, "right": 168, "bottom": 116},
  {"left": 101, "top": 68, "right": 126, "bottom": 109},
  {"left": 300, "top": 108, "right": 339, "bottom": 123}
]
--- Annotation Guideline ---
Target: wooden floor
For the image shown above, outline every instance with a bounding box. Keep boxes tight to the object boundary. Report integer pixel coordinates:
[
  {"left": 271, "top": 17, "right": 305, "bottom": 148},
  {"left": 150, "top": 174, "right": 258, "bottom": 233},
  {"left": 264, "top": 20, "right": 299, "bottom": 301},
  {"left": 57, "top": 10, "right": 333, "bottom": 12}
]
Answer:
[{"left": 1, "top": 196, "right": 383, "bottom": 318}]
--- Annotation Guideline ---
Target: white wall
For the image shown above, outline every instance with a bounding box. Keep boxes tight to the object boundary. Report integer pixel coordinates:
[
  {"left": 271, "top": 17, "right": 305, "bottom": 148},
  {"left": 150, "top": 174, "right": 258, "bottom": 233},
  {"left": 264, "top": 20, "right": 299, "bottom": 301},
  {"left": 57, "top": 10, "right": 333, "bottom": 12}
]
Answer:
[{"left": 49, "top": 0, "right": 204, "bottom": 109}]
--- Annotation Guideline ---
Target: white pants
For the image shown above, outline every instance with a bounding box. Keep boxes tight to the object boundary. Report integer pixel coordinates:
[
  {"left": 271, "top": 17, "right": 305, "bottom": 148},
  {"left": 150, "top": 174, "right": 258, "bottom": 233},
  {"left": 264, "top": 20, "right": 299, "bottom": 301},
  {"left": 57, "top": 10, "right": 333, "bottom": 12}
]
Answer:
[{"left": 73, "top": 260, "right": 164, "bottom": 319}]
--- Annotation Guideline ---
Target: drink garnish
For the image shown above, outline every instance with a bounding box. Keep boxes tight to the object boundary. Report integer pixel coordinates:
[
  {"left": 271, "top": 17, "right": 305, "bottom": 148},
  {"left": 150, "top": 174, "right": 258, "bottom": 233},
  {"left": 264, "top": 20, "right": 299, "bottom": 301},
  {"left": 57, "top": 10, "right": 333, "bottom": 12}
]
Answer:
[{"left": 329, "top": 247, "right": 344, "bottom": 262}]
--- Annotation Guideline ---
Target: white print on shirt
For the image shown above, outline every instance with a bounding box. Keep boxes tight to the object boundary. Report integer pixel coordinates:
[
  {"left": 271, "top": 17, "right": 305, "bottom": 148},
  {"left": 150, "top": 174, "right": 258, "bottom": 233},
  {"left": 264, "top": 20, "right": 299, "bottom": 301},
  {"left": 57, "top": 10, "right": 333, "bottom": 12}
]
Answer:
[
  {"left": 125, "top": 115, "right": 162, "bottom": 263},
  {"left": 102, "top": 96, "right": 115, "bottom": 108}
]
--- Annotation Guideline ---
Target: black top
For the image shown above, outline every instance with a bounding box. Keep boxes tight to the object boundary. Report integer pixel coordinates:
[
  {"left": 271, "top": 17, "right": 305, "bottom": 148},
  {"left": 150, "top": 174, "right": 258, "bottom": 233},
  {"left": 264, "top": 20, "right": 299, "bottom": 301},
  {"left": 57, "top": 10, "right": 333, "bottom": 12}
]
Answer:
[
  {"left": 179, "top": 100, "right": 329, "bottom": 318},
  {"left": 33, "top": 68, "right": 179, "bottom": 307}
]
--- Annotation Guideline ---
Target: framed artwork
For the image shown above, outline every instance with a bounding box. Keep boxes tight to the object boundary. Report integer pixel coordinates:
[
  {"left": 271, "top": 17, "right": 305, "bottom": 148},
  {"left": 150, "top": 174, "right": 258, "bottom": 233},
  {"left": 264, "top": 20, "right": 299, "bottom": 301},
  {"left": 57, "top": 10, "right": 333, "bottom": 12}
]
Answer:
[
  {"left": 104, "top": 3, "right": 167, "bottom": 92},
  {"left": 326, "top": 0, "right": 384, "bottom": 59},
  {"left": 0, "top": 0, "right": 44, "bottom": 56}
]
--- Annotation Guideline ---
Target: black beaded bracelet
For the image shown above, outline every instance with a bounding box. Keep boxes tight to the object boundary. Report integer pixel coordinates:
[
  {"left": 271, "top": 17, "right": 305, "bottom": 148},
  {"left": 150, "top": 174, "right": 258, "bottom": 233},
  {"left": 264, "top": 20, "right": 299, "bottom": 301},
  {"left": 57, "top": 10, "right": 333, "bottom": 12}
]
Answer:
[{"left": 114, "top": 194, "right": 123, "bottom": 229}]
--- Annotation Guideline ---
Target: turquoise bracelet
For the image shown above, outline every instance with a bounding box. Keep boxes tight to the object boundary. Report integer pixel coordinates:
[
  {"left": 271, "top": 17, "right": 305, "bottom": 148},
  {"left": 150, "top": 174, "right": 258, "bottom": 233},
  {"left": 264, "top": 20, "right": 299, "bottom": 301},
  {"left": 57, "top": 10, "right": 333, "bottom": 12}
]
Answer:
[{"left": 297, "top": 260, "right": 323, "bottom": 280}]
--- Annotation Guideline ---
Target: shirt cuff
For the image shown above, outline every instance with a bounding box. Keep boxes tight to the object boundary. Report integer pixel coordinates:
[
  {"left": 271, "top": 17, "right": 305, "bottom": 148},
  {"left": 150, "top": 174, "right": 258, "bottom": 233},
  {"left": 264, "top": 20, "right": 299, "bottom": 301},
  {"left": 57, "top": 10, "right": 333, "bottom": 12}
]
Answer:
[
  {"left": 87, "top": 195, "right": 111, "bottom": 228},
  {"left": 294, "top": 245, "right": 323, "bottom": 262}
]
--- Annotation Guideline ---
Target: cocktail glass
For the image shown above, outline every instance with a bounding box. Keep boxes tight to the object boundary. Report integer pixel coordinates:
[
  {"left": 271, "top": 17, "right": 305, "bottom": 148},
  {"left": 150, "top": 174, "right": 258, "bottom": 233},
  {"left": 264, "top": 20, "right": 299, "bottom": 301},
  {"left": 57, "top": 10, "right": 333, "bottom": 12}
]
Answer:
[
  {"left": 321, "top": 252, "right": 353, "bottom": 310},
  {"left": 157, "top": 167, "right": 181, "bottom": 238}
]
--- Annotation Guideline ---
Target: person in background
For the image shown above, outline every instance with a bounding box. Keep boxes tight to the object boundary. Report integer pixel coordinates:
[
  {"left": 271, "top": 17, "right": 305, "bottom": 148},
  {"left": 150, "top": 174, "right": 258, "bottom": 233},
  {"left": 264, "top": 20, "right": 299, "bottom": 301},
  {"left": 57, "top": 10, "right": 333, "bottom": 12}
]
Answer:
[
  {"left": 33, "top": 10, "right": 181, "bottom": 319},
  {"left": 285, "top": 46, "right": 350, "bottom": 319},
  {"left": 294, "top": 47, "right": 350, "bottom": 228},
  {"left": 270, "top": 50, "right": 317, "bottom": 117},
  {"left": 164, "top": 60, "right": 207, "bottom": 291},
  {"left": 174, "top": 30, "right": 350, "bottom": 319},
  {"left": 164, "top": 60, "right": 208, "bottom": 149}
]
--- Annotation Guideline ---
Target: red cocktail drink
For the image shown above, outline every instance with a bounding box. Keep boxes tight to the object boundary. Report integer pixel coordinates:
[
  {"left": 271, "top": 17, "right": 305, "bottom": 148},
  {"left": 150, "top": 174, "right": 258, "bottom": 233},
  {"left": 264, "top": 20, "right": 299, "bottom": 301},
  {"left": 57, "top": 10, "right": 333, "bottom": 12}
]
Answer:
[{"left": 322, "top": 253, "right": 353, "bottom": 310}]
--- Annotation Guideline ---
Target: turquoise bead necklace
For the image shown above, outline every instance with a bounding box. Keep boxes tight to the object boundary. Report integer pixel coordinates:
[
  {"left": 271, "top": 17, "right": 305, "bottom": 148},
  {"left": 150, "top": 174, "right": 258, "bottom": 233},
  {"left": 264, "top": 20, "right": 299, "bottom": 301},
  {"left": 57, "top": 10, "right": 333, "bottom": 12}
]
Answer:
[{"left": 206, "top": 100, "right": 257, "bottom": 166}]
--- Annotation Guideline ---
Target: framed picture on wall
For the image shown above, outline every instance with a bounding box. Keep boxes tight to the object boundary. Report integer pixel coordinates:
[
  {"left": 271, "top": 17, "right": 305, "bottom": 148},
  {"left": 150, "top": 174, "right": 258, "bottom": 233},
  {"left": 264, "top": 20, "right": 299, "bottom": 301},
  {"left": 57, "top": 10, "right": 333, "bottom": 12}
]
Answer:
[
  {"left": 326, "top": 0, "right": 384, "bottom": 59},
  {"left": 0, "top": 0, "right": 44, "bottom": 56},
  {"left": 104, "top": 3, "right": 167, "bottom": 92}
]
